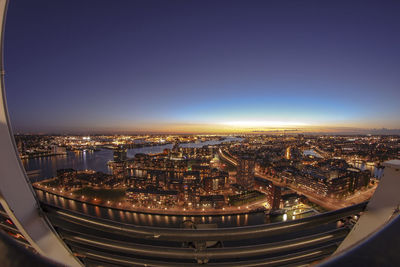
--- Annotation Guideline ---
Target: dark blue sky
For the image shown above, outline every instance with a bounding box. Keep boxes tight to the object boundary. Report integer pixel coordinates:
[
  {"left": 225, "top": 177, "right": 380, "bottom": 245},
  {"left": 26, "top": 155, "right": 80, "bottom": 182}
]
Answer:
[{"left": 4, "top": 0, "right": 400, "bottom": 133}]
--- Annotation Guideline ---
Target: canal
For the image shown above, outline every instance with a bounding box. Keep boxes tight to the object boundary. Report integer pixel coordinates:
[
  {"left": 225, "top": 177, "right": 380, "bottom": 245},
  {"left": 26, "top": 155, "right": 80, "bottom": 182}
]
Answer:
[{"left": 23, "top": 137, "right": 316, "bottom": 227}]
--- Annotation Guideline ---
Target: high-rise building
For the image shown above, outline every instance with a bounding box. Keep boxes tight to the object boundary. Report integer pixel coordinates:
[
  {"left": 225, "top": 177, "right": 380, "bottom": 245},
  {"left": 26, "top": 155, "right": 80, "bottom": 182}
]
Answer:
[
  {"left": 268, "top": 184, "right": 281, "bottom": 210},
  {"left": 113, "top": 146, "right": 127, "bottom": 162},
  {"left": 236, "top": 155, "right": 255, "bottom": 190}
]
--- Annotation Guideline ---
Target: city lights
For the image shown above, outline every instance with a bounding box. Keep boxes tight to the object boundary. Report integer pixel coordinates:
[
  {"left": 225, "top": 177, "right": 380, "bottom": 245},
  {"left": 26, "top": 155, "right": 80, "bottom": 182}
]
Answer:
[{"left": 3, "top": 1, "right": 400, "bottom": 265}]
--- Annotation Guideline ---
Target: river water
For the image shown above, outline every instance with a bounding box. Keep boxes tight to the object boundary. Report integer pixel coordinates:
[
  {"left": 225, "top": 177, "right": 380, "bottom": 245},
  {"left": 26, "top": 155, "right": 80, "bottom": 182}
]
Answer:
[
  {"left": 36, "top": 189, "right": 274, "bottom": 228},
  {"left": 22, "top": 137, "right": 316, "bottom": 227},
  {"left": 22, "top": 137, "right": 240, "bottom": 181},
  {"left": 349, "top": 161, "right": 384, "bottom": 178},
  {"left": 303, "top": 150, "right": 383, "bottom": 178}
]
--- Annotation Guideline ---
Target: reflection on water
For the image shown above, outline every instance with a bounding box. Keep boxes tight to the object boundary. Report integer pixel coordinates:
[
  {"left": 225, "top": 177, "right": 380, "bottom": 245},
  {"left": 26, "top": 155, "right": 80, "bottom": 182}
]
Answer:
[
  {"left": 22, "top": 138, "right": 242, "bottom": 181},
  {"left": 28, "top": 136, "right": 315, "bottom": 227},
  {"left": 23, "top": 149, "right": 113, "bottom": 180},
  {"left": 303, "top": 149, "right": 323, "bottom": 158},
  {"left": 94, "top": 206, "right": 101, "bottom": 217},
  {"left": 37, "top": 189, "right": 309, "bottom": 228},
  {"left": 349, "top": 161, "right": 384, "bottom": 178}
]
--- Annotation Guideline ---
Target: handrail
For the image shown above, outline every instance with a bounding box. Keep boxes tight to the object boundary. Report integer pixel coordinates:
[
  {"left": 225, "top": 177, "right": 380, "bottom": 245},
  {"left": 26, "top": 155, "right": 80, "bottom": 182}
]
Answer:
[
  {"left": 73, "top": 243, "right": 338, "bottom": 267},
  {"left": 0, "top": 229, "right": 56, "bottom": 267},
  {"left": 42, "top": 201, "right": 366, "bottom": 241},
  {"left": 60, "top": 227, "right": 348, "bottom": 260}
]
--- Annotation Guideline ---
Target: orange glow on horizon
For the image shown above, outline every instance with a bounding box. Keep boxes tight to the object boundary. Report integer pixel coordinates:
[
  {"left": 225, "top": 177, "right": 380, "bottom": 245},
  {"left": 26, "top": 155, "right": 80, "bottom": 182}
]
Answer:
[{"left": 106, "top": 123, "right": 372, "bottom": 134}]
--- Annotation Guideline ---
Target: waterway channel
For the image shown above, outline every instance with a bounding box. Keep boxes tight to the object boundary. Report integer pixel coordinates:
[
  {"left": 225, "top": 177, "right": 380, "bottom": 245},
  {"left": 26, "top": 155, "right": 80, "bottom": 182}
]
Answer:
[{"left": 22, "top": 137, "right": 316, "bottom": 227}]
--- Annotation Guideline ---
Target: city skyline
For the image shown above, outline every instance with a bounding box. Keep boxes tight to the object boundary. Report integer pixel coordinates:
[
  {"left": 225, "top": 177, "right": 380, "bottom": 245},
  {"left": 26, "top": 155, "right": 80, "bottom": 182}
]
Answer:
[
  {"left": 1, "top": 1, "right": 400, "bottom": 266},
  {"left": 4, "top": 0, "right": 400, "bottom": 133}
]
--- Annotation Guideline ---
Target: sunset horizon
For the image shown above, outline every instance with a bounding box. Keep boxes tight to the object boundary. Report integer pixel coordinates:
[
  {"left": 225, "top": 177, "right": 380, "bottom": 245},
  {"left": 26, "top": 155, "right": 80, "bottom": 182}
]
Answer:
[
  {"left": 4, "top": 1, "right": 400, "bottom": 134},
  {"left": 1, "top": 1, "right": 400, "bottom": 266}
]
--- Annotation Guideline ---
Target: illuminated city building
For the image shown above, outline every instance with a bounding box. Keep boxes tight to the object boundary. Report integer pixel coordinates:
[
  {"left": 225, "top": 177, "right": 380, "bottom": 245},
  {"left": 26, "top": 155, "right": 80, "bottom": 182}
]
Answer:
[
  {"left": 236, "top": 154, "right": 256, "bottom": 190},
  {"left": 113, "top": 146, "right": 127, "bottom": 162},
  {"left": 1, "top": 1, "right": 400, "bottom": 266}
]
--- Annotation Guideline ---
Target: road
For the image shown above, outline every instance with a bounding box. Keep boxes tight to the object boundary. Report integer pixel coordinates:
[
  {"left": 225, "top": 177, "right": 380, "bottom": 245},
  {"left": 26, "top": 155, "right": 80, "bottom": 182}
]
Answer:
[
  {"left": 255, "top": 171, "right": 377, "bottom": 210},
  {"left": 218, "top": 148, "right": 376, "bottom": 211}
]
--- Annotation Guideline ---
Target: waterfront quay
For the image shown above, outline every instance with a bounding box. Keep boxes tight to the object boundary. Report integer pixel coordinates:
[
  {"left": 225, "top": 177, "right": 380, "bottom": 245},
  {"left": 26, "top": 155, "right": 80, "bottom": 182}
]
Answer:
[
  {"left": 33, "top": 185, "right": 267, "bottom": 216},
  {"left": 23, "top": 133, "right": 398, "bottom": 222}
]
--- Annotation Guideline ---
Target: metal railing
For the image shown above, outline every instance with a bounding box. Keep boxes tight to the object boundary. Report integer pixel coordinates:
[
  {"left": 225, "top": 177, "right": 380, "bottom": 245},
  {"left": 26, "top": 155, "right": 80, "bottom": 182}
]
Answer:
[
  {"left": 38, "top": 201, "right": 367, "bottom": 265},
  {"left": 77, "top": 244, "right": 338, "bottom": 267},
  {"left": 42, "top": 202, "right": 366, "bottom": 242}
]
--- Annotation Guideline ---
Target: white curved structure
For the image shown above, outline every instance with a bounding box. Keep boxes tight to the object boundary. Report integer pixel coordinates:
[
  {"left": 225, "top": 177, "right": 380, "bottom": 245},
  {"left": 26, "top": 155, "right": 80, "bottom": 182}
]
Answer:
[
  {"left": 335, "top": 160, "right": 400, "bottom": 253},
  {"left": 0, "top": 0, "right": 81, "bottom": 265}
]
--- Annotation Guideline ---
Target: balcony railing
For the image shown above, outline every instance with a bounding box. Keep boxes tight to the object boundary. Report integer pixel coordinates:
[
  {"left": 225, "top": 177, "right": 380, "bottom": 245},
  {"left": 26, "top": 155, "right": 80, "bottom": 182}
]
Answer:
[{"left": 39, "top": 201, "right": 366, "bottom": 265}]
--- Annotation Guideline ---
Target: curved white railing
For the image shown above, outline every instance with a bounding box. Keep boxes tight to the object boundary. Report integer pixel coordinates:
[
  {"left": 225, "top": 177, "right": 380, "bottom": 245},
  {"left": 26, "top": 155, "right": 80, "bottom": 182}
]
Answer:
[{"left": 0, "top": 0, "right": 80, "bottom": 265}]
